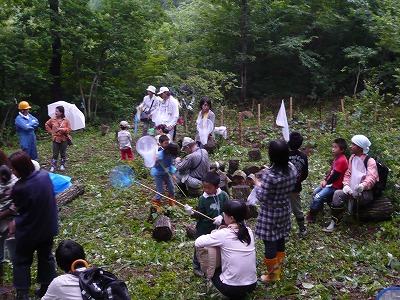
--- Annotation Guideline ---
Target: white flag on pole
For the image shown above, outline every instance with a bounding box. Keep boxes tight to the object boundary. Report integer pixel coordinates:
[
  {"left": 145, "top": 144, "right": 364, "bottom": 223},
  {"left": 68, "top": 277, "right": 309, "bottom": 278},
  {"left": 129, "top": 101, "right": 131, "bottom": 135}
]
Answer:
[{"left": 276, "top": 100, "right": 289, "bottom": 141}]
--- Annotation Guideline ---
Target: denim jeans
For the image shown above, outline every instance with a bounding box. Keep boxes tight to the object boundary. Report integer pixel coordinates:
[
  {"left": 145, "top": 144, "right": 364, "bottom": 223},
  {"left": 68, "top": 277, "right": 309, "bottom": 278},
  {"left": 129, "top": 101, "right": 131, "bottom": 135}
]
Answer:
[
  {"left": 13, "top": 237, "right": 56, "bottom": 290},
  {"left": 154, "top": 174, "right": 174, "bottom": 200},
  {"left": 310, "top": 185, "right": 336, "bottom": 211},
  {"left": 0, "top": 229, "right": 15, "bottom": 264}
]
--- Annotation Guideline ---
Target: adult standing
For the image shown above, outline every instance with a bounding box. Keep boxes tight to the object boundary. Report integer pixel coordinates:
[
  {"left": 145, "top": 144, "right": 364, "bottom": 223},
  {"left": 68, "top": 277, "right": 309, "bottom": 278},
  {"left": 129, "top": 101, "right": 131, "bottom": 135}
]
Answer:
[
  {"left": 175, "top": 137, "right": 210, "bottom": 190},
  {"left": 152, "top": 87, "right": 179, "bottom": 141},
  {"left": 14, "top": 101, "right": 39, "bottom": 160},
  {"left": 255, "top": 139, "right": 297, "bottom": 282},
  {"left": 8, "top": 151, "right": 58, "bottom": 299},
  {"left": 136, "top": 85, "right": 158, "bottom": 136},
  {"left": 195, "top": 96, "right": 215, "bottom": 147},
  {"left": 45, "top": 106, "right": 72, "bottom": 172},
  {"left": 0, "top": 150, "right": 18, "bottom": 285}
]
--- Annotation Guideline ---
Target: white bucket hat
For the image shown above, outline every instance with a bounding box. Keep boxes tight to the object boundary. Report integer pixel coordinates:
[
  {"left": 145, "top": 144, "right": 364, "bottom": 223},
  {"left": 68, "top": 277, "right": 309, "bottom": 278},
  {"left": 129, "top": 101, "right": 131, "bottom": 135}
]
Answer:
[
  {"left": 146, "top": 85, "right": 156, "bottom": 94},
  {"left": 157, "top": 86, "right": 170, "bottom": 95}
]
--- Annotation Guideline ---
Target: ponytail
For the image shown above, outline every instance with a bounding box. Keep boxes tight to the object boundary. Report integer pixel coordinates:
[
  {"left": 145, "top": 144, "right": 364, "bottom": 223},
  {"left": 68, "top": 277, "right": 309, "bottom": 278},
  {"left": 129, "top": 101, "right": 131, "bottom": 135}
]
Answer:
[{"left": 236, "top": 221, "right": 251, "bottom": 246}]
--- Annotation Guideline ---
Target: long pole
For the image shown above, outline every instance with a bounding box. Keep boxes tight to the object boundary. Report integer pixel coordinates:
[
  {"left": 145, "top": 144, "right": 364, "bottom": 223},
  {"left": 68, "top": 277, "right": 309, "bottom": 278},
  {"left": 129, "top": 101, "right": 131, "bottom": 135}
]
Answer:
[{"left": 135, "top": 181, "right": 213, "bottom": 221}]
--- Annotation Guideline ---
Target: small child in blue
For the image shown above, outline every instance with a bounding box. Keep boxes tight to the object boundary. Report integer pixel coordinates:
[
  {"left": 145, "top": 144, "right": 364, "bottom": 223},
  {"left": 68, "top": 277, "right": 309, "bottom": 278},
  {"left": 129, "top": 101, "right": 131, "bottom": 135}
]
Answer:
[
  {"left": 150, "top": 138, "right": 179, "bottom": 208},
  {"left": 184, "top": 171, "right": 230, "bottom": 276}
]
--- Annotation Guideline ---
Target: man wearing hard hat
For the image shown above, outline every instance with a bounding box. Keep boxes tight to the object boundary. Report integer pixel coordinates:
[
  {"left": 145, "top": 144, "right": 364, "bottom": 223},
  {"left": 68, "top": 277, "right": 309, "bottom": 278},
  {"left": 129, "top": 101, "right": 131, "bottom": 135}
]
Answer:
[{"left": 15, "top": 101, "right": 39, "bottom": 160}]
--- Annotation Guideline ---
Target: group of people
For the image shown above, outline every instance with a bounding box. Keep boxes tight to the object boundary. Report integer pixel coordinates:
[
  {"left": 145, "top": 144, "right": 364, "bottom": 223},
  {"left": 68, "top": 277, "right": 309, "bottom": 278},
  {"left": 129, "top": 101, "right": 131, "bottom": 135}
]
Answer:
[{"left": 15, "top": 101, "right": 72, "bottom": 172}]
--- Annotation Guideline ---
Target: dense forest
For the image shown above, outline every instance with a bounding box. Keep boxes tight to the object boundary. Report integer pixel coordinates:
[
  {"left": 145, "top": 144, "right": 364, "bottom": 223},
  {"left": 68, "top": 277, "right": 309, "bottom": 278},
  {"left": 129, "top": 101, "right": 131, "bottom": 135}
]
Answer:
[{"left": 1, "top": 0, "right": 400, "bottom": 139}]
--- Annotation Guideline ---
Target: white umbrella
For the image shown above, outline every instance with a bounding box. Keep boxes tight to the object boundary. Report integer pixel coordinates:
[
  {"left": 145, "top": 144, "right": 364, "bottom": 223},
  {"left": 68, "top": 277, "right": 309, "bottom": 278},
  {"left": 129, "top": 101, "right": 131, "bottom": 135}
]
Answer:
[{"left": 47, "top": 101, "right": 85, "bottom": 130}]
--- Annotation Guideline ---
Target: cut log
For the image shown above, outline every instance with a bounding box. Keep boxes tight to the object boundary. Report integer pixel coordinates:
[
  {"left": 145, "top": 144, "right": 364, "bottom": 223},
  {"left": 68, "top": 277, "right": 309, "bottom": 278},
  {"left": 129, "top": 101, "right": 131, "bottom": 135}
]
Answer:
[
  {"left": 152, "top": 215, "right": 174, "bottom": 242},
  {"left": 187, "top": 186, "right": 203, "bottom": 197},
  {"left": 56, "top": 183, "right": 85, "bottom": 206},
  {"left": 248, "top": 148, "right": 262, "bottom": 161},
  {"left": 101, "top": 124, "right": 110, "bottom": 136},
  {"left": 355, "top": 197, "right": 394, "bottom": 222},
  {"left": 185, "top": 222, "right": 196, "bottom": 239},
  {"left": 228, "top": 159, "right": 240, "bottom": 174},
  {"left": 232, "top": 185, "right": 250, "bottom": 201},
  {"left": 243, "top": 165, "right": 260, "bottom": 175}
]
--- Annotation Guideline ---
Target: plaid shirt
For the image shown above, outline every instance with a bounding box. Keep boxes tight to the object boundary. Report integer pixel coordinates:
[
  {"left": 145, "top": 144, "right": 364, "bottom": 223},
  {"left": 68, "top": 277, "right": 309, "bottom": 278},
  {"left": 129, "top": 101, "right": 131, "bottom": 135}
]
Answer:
[{"left": 255, "top": 163, "right": 297, "bottom": 241}]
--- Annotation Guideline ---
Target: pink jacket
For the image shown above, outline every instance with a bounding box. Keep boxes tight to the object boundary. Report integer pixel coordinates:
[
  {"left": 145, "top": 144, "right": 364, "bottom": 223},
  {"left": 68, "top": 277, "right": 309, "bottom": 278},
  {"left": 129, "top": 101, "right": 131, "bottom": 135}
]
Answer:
[{"left": 343, "top": 154, "right": 379, "bottom": 190}]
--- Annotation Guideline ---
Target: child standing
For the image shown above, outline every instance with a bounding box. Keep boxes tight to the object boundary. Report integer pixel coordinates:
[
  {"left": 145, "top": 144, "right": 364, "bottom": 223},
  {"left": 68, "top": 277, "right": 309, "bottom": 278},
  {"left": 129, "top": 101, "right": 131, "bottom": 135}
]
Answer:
[
  {"left": 150, "top": 142, "right": 179, "bottom": 208},
  {"left": 117, "top": 121, "right": 133, "bottom": 161},
  {"left": 0, "top": 165, "right": 18, "bottom": 241},
  {"left": 287, "top": 131, "right": 308, "bottom": 235},
  {"left": 306, "top": 138, "right": 348, "bottom": 223},
  {"left": 184, "top": 171, "right": 229, "bottom": 276},
  {"left": 154, "top": 124, "right": 171, "bottom": 147},
  {"left": 255, "top": 139, "right": 297, "bottom": 282}
]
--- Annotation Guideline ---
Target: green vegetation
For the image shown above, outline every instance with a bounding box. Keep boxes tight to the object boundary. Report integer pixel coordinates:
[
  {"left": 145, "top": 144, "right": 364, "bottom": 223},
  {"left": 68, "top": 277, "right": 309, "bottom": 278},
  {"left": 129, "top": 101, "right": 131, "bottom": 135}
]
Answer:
[{"left": 2, "top": 92, "right": 399, "bottom": 299}]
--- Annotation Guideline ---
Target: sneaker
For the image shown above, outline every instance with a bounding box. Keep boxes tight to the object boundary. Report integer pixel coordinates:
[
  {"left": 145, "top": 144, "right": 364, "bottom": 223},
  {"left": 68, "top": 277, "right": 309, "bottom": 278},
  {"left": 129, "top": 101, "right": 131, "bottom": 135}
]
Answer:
[
  {"left": 49, "top": 166, "right": 55, "bottom": 172},
  {"left": 305, "top": 213, "right": 316, "bottom": 223},
  {"left": 193, "top": 269, "right": 205, "bottom": 277},
  {"left": 59, "top": 165, "right": 65, "bottom": 171},
  {"left": 322, "top": 226, "right": 337, "bottom": 233}
]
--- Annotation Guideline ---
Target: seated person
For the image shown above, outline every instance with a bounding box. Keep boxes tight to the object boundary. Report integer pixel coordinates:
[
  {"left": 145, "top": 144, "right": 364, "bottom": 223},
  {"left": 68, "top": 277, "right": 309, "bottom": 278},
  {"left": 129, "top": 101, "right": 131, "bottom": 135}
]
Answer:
[
  {"left": 194, "top": 200, "right": 257, "bottom": 299},
  {"left": 323, "top": 135, "right": 379, "bottom": 232},
  {"left": 175, "top": 137, "right": 210, "bottom": 190},
  {"left": 42, "top": 240, "right": 87, "bottom": 300}
]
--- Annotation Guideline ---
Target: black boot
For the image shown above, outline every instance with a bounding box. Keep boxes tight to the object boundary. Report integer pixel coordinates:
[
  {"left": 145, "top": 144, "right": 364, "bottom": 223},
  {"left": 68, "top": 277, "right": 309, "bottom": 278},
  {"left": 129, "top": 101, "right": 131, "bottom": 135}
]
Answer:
[
  {"left": 34, "top": 283, "right": 49, "bottom": 298},
  {"left": 296, "top": 217, "right": 307, "bottom": 235},
  {"left": 16, "top": 289, "right": 29, "bottom": 300},
  {"left": 322, "top": 205, "right": 345, "bottom": 232}
]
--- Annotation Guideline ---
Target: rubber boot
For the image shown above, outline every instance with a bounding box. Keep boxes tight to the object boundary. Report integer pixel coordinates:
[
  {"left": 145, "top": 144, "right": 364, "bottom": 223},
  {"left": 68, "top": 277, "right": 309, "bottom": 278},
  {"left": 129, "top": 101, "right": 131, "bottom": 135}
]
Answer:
[
  {"left": 261, "top": 257, "right": 279, "bottom": 282},
  {"left": 16, "top": 290, "right": 30, "bottom": 300},
  {"left": 0, "top": 264, "right": 4, "bottom": 285},
  {"left": 296, "top": 217, "right": 307, "bottom": 235},
  {"left": 323, "top": 205, "right": 345, "bottom": 232},
  {"left": 151, "top": 197, "right": 161, "bottom": 212},
  {"left": 168, "top": 194, "right": 175, "bottom": 206},
  {"left": 35, "top": 283, "right": 49, "bottom": 298},
  {"left": 306, "top": 208, "right": 319, "bottom": 223},
  {"left": 60, "top": 158, "right": 66, "bottom": 171},
  {"left": 276, "top": 252, "right": 285, "bottom": 281},
  {"left": 50, "top": 158, "right": 57, "bottom": 172}
]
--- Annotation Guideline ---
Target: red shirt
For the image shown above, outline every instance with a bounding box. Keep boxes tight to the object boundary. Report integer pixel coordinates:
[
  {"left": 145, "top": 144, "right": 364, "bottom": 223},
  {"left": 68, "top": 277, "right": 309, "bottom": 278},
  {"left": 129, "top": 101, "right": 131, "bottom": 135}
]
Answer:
[{"left": 327, "top": 154, "right": 348, "bottom": 189}]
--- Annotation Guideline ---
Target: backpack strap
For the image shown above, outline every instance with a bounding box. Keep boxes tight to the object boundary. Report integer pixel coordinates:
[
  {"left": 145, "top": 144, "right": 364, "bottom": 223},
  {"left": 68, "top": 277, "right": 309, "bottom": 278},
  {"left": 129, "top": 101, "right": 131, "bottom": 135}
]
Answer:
[{"left": 363, "top": 155, "right": 371, "bottom": 171}]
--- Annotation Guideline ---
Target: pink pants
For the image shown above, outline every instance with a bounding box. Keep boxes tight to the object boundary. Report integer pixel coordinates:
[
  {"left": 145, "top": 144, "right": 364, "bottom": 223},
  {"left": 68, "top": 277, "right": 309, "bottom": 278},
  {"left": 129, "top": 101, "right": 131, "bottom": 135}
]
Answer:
[{"left": 120, "top": 148, "right": 133, "bottom": 161}]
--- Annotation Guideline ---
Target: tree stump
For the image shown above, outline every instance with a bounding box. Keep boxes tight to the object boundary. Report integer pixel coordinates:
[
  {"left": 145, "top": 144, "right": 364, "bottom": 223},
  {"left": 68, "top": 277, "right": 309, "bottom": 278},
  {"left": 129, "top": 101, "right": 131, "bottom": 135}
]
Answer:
[
  {"left": 243, "top": 165, "right": 260, "bottom": 175},
  {"left": 56, "top": 183, "right": 85, "bottom": 206},
  {"left": 248, "top": 148, "right": 262, "bottom": 161},
  {"left": 185, "top": 222, "right": 196, "bottom": 239},
  {"left": 232, "top": 185, "right": 250, "bottom": 201},
  {"left": 355, "top": 197, "right": 394, "bottom": 222},
  {"left": 152, "top": 215, "right": 174, "bottom": 242},
  {"left": 101, "top": 124, "right": 110, "bottom": 136},
  {"left": 187, "top": 186, "right": 203, "bottom": 197},
  {"left": 228, "top": 159, "right": 240, "bottom": 174}
]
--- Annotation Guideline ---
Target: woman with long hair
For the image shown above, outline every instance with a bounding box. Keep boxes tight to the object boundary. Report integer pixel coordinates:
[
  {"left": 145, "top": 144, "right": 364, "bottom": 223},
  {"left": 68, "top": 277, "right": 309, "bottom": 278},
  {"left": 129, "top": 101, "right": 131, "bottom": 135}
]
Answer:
[
  {"left": 255, "top": 139, "right": 297, "bottom": 282},
  {"left": 8, "top": 151, "right": 58, "bottom": 299},
  {"left": 195, "top": 200, "right": 257, "bottom": 299},
  {"left": 45, "top": 105, "right": 71, "bottom": 172},
  {"left": 195, "top": 96, "right": 215, "bottom": 147}
]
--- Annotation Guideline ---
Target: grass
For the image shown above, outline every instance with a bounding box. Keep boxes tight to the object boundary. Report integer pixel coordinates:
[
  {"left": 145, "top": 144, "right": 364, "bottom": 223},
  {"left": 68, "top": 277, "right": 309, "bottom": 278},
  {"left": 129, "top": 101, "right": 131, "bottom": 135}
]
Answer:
[{"left": 2, "top": 111, "right": 400, "bottom": 299}]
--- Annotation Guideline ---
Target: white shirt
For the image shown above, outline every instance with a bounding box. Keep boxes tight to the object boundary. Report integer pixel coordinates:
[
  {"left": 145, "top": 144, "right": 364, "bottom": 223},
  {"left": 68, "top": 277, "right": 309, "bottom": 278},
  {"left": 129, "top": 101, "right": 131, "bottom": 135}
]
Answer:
[
  {"left": 139, "top": 94, "right": 158, "bottom": 114},
  {"left": 41, "top": 273, "right": 82, "bottom": 300},
  {"left": 118, "top": 130, "right": 132, "bottom": 149},
  {"left": 195, "top": 226, "right": 257, "bottom": 286},
  {"left": 152, "top": 96, "right": 179, "bottom": 127}
]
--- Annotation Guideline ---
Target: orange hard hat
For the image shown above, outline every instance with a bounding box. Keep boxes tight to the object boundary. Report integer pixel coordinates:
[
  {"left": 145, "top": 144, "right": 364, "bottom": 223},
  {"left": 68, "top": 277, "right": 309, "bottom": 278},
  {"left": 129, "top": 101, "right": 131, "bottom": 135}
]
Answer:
[{"left": 18, "top": 101, "right": 31, "bottom": 110}]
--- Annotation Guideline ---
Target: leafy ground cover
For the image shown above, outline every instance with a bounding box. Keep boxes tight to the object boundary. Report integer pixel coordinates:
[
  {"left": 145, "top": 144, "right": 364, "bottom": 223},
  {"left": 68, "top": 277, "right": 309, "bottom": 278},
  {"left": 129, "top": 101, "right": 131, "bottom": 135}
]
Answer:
[{"left": 2, "top": 97, "right": 400, "bottom": 299}]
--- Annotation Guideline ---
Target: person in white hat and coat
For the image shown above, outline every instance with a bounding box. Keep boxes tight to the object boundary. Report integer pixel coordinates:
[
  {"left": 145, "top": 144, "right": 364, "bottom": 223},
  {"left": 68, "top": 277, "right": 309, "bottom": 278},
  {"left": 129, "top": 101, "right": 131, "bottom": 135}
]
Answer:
[
  {"left": 136, "top": 85, "right": 158, "bottom": 136},
  {"left": 152, "top": 87, "right": 179, "bottom": 141},
  {"left": 323, "top": 134, "right": 379, "bottom": 232}
]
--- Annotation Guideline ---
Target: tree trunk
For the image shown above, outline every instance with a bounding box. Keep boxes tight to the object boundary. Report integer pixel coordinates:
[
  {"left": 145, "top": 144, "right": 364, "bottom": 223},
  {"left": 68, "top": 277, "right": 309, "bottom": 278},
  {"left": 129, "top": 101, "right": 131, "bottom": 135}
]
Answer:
[
  {"left": 56, "top": 183, "right": 85, "bottom": 206},
  {"left": 152, "top": 215, "right": 174, "bottom": 242},
  {"left": 49, "top": 0, "right": 62, "bottom": 101},
  {"left": 240, "top": 0, "right": 249, "bottom": 102}
]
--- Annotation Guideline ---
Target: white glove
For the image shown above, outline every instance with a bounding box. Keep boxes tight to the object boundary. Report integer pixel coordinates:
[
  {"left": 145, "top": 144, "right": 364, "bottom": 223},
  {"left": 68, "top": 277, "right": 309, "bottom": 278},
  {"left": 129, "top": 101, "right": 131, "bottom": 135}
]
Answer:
[
  {"left": 184, "top": 204, "right": 193, "bottom": 215},
  {"left": 213, "top": 215, "right": 223, "bottom": 226},
  {"left": 342, "top": 185, "right": 352, "bottom": 195},
  {"left": 355, "top": 184, "right": 364, "bottom": 193}
]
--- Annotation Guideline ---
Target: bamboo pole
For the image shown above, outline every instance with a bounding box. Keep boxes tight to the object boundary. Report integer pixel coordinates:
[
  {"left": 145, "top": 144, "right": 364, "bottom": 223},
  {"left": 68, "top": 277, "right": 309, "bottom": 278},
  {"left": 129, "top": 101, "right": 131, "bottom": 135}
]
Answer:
[
  {"left": 220, "top": 106, "right": 224, "bottom": 126},
  {"left": 257, "top": 103, "right": 261, "bottom": 131},
  {"left": 374, "top": 102, "right": 378, "bottom": 123},
  {"left": 308, "top": 120, "right": 312, "bottom": 134},
  {"left": 290, "top": 97, "right": 293, "bottom": 120},
  {"left": 239, "top": 112, "right": 243, "bottom": 146}
]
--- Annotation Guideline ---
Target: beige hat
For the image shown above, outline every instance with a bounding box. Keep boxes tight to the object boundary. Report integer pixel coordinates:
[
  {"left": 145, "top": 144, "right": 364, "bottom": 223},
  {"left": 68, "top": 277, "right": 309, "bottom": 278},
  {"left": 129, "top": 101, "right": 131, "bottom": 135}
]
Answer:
[
  {"left": 120, "top": 121, "right": 129, "bottom": 128},
  {"left": 157, "top": 86, "right": 169, "bottom": 95},
  {"left": 232, "top": 170, "right": 247, "bottom": 179},
  {"left": 181, "top": 137, "right": 195, "bottom": 150},
  {"left": 146, "top": 85, "right": 156, "bottom": 94}
]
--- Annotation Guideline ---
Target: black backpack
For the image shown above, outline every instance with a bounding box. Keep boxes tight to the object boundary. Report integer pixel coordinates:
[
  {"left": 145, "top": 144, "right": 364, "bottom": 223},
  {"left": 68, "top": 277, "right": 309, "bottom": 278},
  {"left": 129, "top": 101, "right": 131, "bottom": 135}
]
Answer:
[
  {"left": 76, "top": 267, "right": 131, "bottom": 300},
  {"left": 364, "top": 155, "right": 390, "bottom": 198}
]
